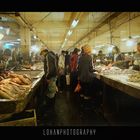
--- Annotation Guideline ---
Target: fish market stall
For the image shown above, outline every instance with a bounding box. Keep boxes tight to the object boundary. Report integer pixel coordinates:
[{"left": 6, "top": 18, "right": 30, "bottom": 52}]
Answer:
[
  {"left": 0, "top": 70, "right": 44, "bottom": 121},
  {"left": 94, "top": 66, "right": 140, "bottom": 124}
]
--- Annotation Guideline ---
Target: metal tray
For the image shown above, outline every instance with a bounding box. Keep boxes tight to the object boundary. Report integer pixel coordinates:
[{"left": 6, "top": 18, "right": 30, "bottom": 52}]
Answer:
[{"left": 0, "top": 70, "right": 44, "bottom": 120}]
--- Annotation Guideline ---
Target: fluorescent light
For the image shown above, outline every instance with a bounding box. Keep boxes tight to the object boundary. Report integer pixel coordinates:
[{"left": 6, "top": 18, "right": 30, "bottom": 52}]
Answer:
[
  {"left": 6, "top": 28, "right": 10, "bottom": 35},
  {"left": 121, "top": 38, "right": 128, "bottom": 41},
  {"left": 6, "top": 43, "right": 14, "bottom": 46},
  {"left": 132, "top": 35, "right": 140, "bottom": 39},
  {"left": 61, "top": 41, "right": 67, "bottom": 48},
  {"left": 108, "top": 47, "right": 113, "bottom": 52},
  {"left": 11, "top": 41, "right": 20, "bottom": 44},
  {"left": 0, "top": 26, "right": 3, "bottom": 30},
  {"left": 68, "top": 30, "right": 72, "bottom": 36},
  {"left": 34, "top": 35, "right": 37, "bottom": 39},
  {"left": 92, "top": 49, "right": 97, "bottom": 54},
  {"left": 31, "top": 45, "right": 40, "bottom": 53},
  {"left": 95, "top": 45, "right": 104, "bottom": 48},
  {"left": 0, "top": 33, "right": 4, "bottom": 40},
  {"left": 61, "top": 43, "right": 65, "bottom": 48},
  {"left": 126, "top": 39, "right": 136, "bottom": 47},
  {"left": 71, "top": 19, "right": 79, "bottom": 28},
  {"left": 17, "top": 38, "right": 21, "bottom": 41}
]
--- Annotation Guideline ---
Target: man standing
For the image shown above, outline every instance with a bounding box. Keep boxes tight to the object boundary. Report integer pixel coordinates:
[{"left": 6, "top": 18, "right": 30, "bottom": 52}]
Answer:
[{"left": 40, "top": 49, "right": 58, "bottom": 110}]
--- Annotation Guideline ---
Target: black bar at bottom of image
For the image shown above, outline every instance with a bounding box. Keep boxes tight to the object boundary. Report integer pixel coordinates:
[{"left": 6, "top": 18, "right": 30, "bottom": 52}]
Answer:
[{"left": 0, "top": 126, "right": 139, "bottom": 137}]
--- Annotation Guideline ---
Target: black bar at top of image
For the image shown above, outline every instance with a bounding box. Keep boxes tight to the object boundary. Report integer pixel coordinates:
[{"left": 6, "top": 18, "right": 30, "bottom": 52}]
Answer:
[{"left": 1, "top": 0, "right": 140, "bottom": 11}]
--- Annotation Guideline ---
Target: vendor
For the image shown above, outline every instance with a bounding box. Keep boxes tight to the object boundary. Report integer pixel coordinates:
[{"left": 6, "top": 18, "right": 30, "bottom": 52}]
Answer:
[
  {"left": 109, "top": 46, "right": 129, "bottom": 69},
  {"left": 96, "top": 50, "right": 106, "bottom": 65},
  {"left": 0, "top": 49, "right": 11, "bottom": 71},
  {"left": 133, "top": 42, "right": 140, "bottom": 71}
]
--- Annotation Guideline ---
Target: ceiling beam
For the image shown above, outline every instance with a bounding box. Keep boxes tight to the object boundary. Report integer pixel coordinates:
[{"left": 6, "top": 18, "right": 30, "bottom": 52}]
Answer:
[
  {"left": 60, "top": 12, "right": 84, "bottom": 50},
  {"left": 70, "top": 12, "right": 122, "bottom": 49}
]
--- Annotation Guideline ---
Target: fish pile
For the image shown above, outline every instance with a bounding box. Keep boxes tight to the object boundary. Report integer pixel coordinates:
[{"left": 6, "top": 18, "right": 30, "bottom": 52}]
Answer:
[{"left": 0, "top": 72, "right": 31, "bottom": 100}]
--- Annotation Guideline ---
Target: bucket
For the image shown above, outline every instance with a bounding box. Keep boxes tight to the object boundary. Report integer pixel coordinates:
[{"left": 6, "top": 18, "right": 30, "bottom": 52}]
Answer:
[{"left": 66, "top": 74, "right": 70, "bottom": 85}]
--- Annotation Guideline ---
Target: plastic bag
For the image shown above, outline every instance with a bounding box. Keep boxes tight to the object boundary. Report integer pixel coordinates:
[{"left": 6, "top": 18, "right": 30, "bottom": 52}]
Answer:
[{"left": 74, "top": 82, "right": 81, "bottom": 93}]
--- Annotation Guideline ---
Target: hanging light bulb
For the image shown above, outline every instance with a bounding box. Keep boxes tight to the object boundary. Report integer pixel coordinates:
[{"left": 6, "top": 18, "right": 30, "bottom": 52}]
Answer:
[{"left": 126, "top": 38, "right": 136, "bottom": 47}]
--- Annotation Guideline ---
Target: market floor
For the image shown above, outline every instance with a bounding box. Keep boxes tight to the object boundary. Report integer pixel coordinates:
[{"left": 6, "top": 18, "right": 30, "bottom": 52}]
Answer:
[{"left": 36, "top": 88, "right": 109, "bottom": 126}]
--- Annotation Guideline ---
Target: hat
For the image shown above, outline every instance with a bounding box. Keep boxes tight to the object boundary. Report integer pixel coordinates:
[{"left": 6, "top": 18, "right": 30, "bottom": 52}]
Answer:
[
  {"left": 83, "top": 44, "right": 91, "bottom": 54},
  {"left": 40, "top": 48, "right": 48, "bottom": 55}
]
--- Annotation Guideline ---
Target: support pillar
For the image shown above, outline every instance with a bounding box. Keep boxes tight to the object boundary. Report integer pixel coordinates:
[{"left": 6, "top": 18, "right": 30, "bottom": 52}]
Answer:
[{"left": 20, "top": 27, "right": 31, "bottom": 63}]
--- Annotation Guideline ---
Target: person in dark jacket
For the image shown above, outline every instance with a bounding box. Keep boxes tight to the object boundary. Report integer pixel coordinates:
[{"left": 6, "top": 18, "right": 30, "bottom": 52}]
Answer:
[
  {"left": 40, "top": 49, "right": 58, "bottom": 112},
  {"left": 78, "top": 44, "right": 94, "bottom": 100},
  {"left": 65, "top": 51, "right": 70, "bottom": 74}
]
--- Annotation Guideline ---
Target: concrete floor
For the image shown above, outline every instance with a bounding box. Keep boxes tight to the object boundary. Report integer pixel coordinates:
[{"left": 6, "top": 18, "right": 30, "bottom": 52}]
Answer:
[{"left": 36, "top": 89, "right": 109, "bottom": 126}]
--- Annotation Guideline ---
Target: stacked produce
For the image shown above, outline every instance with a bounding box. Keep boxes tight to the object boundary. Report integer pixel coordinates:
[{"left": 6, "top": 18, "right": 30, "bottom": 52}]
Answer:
[{"left": 0, "top": 71, "right": 31, "bottom": 100}]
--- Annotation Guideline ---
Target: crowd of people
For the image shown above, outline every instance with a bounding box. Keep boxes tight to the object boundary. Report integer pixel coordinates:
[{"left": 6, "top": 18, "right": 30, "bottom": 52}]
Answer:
[
  {"left": 39, "top": 44, "right": 102, "bottom": 111},
  {"left": 39, "top": 43, "right": 140, "bottom": 112}
]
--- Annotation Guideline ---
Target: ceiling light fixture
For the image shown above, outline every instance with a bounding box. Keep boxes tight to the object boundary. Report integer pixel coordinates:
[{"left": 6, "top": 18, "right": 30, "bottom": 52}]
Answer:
[
  {"left": 11, "top": 41, "right": 20, "bottom": 44},
  {"left": 121, "top": 38, "right": 128, "bottom": 41},
  {"left": 6, "top": 28, "right": 10, "bottom": 35},
  {"left": 68, "top": 30, "right": 73, "bottom": 36},
  {"left": 0, "top": 26, "right": 3, "bottom": 30},
  {"left": 34, "top": 35, "right": 37, "bottom": 39},
  {"left": 0, "top": 33, "right": 4, "bottom": 40},
  {"left": 6, "top": 43, "right": 14, "bottom": 46},
  {"left": 17, "top": 38, "right": 21, "bottom": 41},
  {"left": 126, "top": 38, "right": 136, "bottom": 47},
  {"left": 71, "top": 19, "right": 79, "bottom": 28},
  {"left": 61, "top": 41, "right": 67, "bottom": 48}
]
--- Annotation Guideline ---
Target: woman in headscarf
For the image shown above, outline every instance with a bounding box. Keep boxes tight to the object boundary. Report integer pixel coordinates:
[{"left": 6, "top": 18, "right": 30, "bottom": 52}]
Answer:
[{"left": 78, "top": 44, "right": 95, "bottom": 100}]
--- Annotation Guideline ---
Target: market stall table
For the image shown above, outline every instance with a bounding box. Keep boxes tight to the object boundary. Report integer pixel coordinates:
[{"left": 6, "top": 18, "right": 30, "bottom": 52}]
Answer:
[
  {"left": 0, "top": 70, "right": 44, "bottom": 121},
  {"left": 94, "top": 71, "right": 140, "bottom": 125}
]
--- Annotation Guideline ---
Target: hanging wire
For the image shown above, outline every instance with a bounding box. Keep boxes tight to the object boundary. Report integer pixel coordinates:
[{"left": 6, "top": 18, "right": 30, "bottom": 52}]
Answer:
[
  {"left": 32, "top": 12, "right": 52, "bottom": 26},
  {"left": 128, "top": 12, "right": 131, "bottom": 38},
  {"left": 109, "top": 12, "right": 112, "bottom": 45}
]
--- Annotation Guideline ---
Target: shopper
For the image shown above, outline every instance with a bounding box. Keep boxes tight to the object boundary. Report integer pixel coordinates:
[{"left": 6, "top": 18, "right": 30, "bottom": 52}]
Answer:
[
  {"left": 133, "top": 42, "right": 140, "bottom": 71},
  {"left": 70, "top": 48, "right": 80, "bottom": 92},
  {"left": 65, "top": 51, "right": 70, "bottom": 74},
  {"left": 78, "top": 44, "right": 95, "bottom": 100},
  {"left": 58, "top": 50, "right": 66, "bottom": 93},
  {"left": 40, "top": 49, "right": 58, "bottom": 112},
  {"left": 65, "top": 51, "right": 71, "bottom": 87}
]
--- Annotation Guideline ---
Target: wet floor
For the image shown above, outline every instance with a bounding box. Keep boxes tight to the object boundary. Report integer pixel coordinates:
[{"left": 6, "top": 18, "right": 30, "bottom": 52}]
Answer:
[{"left": 36, "top": 89, "right": 109, "bottom": 126}]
